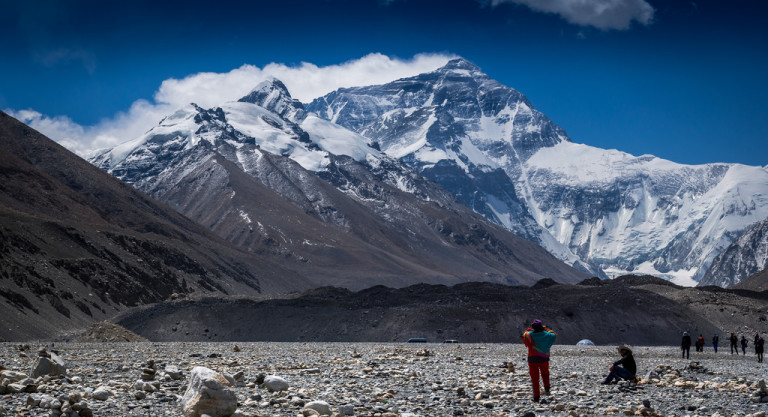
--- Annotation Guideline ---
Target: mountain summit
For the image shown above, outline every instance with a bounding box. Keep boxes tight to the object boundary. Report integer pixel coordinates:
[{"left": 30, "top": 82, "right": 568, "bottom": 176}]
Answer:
[
  {"left": 307, "top": 58, "right": 768, "bottom": 285},
  {"left": 238, "top": 78, "right": 306, "bottom": 122}
]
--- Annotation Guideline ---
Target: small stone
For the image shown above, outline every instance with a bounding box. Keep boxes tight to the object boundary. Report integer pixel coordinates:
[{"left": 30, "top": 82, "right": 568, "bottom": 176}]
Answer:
[
  {"left": 165, "top": 365, "right": 184, "bottom": 380},
  {"left": 263, "top": 375, "right": 289, "bottom": 392},
  {"left": 92, "top": 386, "right": 112, "bottom": 401}
]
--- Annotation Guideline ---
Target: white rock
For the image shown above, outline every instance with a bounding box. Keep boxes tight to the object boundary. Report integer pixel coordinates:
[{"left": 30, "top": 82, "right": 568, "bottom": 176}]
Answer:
[
  {"left": 181, "top": 366, "right": 237, "bottom": 417},
  {"left": 263, "top": 375, "right": 289, "bottom": 392},
  {"left": 0, "top": 370, "right": 29, "bottom": 382},
  {"left": 304, "top": 400, "right": 332, "bottom": 416}
]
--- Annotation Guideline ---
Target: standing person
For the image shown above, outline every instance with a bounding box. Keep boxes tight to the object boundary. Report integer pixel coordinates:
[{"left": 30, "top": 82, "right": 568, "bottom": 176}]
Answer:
[
  {"left": 712, "top": 334, "right": 719, "bottom": 353},
  {"left": 521, "top": 319, "right": 557, "bottom": 403},
  {"left": 681, "top": 332, "right": 691, "bottom": 359},
  {"left": 731, "top": 333, "right": 739, "bottom": 354},
  {"left": 756, "top": 334, "right": 764, "bottom": 363},
  {"left": 602, "top": 345, "right": 637, "bottom": 384},
  {"left": 697, "top": 334, "right": 705, "bottom": 352},
  {"left": 741, "top": 335, "right": 749, "bottom": 355}
]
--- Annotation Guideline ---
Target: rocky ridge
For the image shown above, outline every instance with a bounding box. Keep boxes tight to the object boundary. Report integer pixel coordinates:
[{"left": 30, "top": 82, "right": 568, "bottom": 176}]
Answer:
[
  {"left": 702, "top": 218, "right": 768, "bottom": 287},
  {"left": 111, "top": 276, "right": 768, "bottom": 346}
]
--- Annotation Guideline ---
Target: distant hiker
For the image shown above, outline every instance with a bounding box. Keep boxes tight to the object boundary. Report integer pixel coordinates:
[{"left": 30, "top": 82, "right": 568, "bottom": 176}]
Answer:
[
  {"left": 602, "top": 345, "right": 637, "bottom": 385},
  {"left": 696, "top": 334, "right": 705, "bottom": 352},
  {"left": 741, "top": 335, "right": 749, "bottom": 355},
  {"left": 756, "top": 334, "right": 764, "bottom": 363},
  {"left": 756, "top": 332, "right": 761, "bottom": 348},
  {"left": 712, "top": 334, "right": 719, "bottom": 353},
  {"left": 731, "top": 333, "right": 739, "bottom": 354},
  {"left": 681, "top": 332, "right": 691, "bottom": 359},
  {"left": 521, "top": 319, "right": 556, "bottom": 403}
]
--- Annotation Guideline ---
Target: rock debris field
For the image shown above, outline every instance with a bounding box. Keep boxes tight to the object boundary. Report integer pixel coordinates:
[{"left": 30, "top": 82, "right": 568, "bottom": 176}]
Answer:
[{"left": 1, "top": 342, "right": 767, "bottom": 417}]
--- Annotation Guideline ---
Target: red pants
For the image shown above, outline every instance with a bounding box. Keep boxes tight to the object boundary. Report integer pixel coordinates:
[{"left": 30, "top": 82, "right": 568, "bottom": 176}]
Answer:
[{"left": 528, "top": 361, "right": 550, "bottom": 398}]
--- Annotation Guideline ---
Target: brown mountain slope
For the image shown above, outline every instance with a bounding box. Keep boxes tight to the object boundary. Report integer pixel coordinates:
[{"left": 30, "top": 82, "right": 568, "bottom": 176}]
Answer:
[
  {"left": 0, "top": 111, "right": 312, "bottom": 341},
  {"left": 150, "top": 145, "right": 587, "bottom": 290}
]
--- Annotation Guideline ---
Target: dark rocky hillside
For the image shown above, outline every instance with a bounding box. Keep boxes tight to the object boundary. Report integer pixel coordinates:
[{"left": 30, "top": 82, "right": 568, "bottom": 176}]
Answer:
[
  {"left": 0, "top": 111, "right": 312, "bottom": 341},
  {"left": 113, "top": 276, "right": 768, "bottom": 346}
]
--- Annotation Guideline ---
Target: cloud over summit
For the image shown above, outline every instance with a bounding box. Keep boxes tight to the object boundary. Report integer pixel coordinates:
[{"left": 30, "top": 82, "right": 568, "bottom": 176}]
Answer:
[{"left": 7, "top": 53, "right": 453, "bottom": 156}]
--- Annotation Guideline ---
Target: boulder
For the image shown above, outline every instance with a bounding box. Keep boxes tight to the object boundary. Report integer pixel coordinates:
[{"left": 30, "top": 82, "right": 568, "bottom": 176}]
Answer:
[
  {"left": 263, "top": 375, "right": 289, "bottom": 392},
  {"left": 30, "top": 353, "right": 66, "bottom": 378},
  {"left": 181, "top": 366, "right": 237, "bottom": 417}
]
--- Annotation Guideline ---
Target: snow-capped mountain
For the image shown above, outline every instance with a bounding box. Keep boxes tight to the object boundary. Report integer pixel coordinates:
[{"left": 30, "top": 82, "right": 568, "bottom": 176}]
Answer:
[
  {"left": 307, "top": 58, "right": 768, "bottom": 286},
  {"left": 91, "top": 79, "right": 587, "bottom": 289},
  {"left": 700, "top": 217, "right": 768, "bottom": 287}
]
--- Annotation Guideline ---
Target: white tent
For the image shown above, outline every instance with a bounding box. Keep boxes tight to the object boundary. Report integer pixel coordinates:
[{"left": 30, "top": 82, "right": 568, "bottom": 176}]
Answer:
[{"left": 576, "top": 339, "right": 596, "bottom": 346}]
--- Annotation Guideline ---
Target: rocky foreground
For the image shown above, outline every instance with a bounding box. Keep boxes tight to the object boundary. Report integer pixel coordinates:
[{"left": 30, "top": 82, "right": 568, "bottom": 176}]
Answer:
[{"left": 1, "top": 342, "right": 767, "bottom": 417}]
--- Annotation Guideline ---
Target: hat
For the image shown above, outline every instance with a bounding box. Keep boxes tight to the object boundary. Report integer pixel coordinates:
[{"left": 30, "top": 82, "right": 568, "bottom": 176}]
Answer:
[
  {"left": 532, "top": 319, "right": 543, "bottom": 326},
  {"left": 617, "top": 345, "right": 632, "bottom": 354}
]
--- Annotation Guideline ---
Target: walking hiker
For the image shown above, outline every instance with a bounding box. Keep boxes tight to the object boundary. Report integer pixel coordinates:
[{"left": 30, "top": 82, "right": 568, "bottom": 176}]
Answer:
[
  {"left": 521, "top": 319, "right": 556, "bottom": 403},
  {"left": 681, "top": 332, "right": 691, "bottom": 359},
  {"left": 602, "top": 345, "right": 637, "bottom": 385},
  {"left": 696, "top": 334, "right": 705, "bottom": 352},
  {"left": 731, "top": 333, "right": 739, "bottom": 354},
  {"left": 741, "top": 335, "right": 749, "bottom": 355},
  {"left": 712, "top": 334, "right": 719, "bottom": 353},
  {"left": 756, "top": 334, "right": 764, "bottom": 363}
]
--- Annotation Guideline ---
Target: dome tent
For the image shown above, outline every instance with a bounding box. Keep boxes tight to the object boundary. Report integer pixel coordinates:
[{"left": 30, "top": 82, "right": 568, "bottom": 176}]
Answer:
[{"left": 576, "top": 339, "right": 596, "bottom": 346}]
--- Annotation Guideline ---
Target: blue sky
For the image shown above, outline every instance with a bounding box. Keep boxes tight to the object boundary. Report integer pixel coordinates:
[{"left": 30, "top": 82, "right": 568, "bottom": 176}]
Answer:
[{"left": 1, "top": 0, "right": 766, "bottom": 166}]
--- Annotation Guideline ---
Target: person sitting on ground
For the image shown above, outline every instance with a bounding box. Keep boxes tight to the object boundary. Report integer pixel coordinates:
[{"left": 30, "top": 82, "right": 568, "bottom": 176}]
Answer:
[
  {"left": 602, "top": 345, "right": 637, "bottom": 385},
  {"left": 521, "top": 319, "right": 557, "bottom": 403}
]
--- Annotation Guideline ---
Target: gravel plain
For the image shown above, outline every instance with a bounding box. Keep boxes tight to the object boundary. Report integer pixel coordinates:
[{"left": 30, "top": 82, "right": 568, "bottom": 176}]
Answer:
[{"left": 1, "top": 342, "right": 767, "bottom": 417}]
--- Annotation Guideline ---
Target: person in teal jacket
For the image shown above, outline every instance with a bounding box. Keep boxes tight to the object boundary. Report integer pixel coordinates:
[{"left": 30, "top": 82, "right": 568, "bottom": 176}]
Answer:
[{"left": 521, "top": 319, "right": 557, "bottom": 403}]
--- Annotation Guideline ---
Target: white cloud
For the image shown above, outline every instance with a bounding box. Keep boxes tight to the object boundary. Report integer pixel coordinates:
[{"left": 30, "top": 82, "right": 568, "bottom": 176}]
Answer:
[
  {"left": 6, "top": 53, "right": 454, "bottom": 157},
  {"left": 491, "top": 0, "right": 654, "bottom": 30},
  {"left": 8, "top": 100, "right": 174, "bottom": 158}
]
